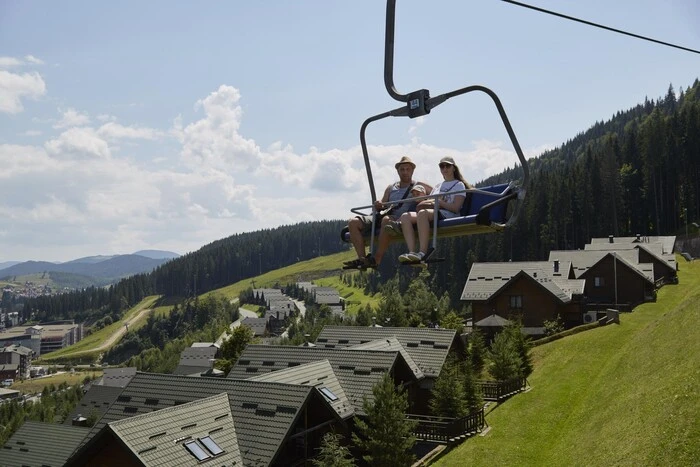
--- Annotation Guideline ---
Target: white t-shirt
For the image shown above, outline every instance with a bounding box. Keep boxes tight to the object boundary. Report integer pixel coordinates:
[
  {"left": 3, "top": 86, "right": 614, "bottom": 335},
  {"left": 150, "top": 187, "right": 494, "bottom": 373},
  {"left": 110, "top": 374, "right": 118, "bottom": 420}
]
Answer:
[{"left": 431, "top": 180, "right": 466, "bottom": 219}]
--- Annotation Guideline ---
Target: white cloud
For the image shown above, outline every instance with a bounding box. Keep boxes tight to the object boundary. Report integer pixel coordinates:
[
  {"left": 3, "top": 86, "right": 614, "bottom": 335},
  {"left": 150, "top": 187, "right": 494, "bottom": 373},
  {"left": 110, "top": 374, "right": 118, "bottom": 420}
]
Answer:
[
  {"left": 45, "top": 127, "right": 111, "bottom": 160},
  {"left": 53, "top": 108, "right": 91, "bottom": 129},
  {"left": 20, "top": 130, "right": 42, "bottom": 137},
  {"left": 1, "top": 83, "right": 548, "bottom": 262},
  {"left": 96, "top": 114, "right": 117, "bottom": 122},
  {"left": 0, "top": 57, "right": 23, "bottom": 68},
  {"left": 0, "top": 55, "right": 44, "bottom": 68},
  {"left": 408, "top": 116, "right": 426, "bottom": 134},
  {"left": 0, "top": 70, "right": 46, "bottom": 114},
  {"left": 24, "top": 55, "right": 44, "bottom": 65},
  {"left": 179, "top": 85, "right": 262, "bottom": 171},
  {"left": 97, "top": 122, "right": 162, "bottom": 141}
]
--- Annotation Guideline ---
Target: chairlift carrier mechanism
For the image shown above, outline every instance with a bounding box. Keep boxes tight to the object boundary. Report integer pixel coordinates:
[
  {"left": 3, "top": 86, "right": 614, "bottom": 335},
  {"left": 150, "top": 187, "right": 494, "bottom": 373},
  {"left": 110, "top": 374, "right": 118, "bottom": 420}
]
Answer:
[{"left": 344, "top": 0, "right": 530, "bottom": 258}]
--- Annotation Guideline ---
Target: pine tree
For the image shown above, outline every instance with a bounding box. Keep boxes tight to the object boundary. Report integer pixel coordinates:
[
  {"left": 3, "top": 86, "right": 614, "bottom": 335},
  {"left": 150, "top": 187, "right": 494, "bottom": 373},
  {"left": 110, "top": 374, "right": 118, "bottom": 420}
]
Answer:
[
  {"left": 469, "top": 328, "right": 487, "bottom": 377},
  {"left": 487, "top": 331, "right": 522, "bottom": 382},
  {"left": 352, "top": 374, "right": 417, "bottom": 466},
  {"left": 429, "top": 357, "right": 467, "bottom": 417},
  {"left": 312, "top": 432, "right": 355, "bottom": 467}
]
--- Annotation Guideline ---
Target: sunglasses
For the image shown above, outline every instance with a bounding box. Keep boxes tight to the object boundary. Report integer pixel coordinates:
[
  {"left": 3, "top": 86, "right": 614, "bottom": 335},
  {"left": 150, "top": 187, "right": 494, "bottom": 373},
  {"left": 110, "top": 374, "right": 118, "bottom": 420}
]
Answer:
[{"left": 438, "top": 163, "right": 453, "bottom": 169}]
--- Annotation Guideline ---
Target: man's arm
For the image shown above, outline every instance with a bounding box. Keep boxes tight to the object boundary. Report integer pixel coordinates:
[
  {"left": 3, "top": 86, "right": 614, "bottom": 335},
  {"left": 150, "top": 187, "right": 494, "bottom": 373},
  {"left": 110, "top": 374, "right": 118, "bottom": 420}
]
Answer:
[{"left": 374, "top": 185, "right": 392, "bottom": 210}]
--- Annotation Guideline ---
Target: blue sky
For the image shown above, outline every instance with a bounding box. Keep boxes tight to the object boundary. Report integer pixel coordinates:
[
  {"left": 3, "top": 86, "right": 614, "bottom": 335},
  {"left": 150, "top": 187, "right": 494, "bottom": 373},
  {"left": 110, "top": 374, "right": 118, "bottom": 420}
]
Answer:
[{"left": 1, "top": 0, "right": 698, "bottom": 262}]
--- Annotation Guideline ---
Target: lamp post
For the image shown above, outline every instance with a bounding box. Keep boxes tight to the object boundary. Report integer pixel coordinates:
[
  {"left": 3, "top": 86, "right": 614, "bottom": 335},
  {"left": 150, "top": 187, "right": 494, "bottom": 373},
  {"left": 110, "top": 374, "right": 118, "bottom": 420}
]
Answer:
[{"left": 685, "top": 208, "right": 688, "bottom": 238}]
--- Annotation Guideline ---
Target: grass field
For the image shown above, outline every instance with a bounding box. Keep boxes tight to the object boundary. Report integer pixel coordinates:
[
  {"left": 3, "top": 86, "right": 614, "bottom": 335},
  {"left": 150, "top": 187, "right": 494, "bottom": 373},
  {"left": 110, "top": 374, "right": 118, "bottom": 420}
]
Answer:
[
  {"left": 203, "top": 250, "right": 357, "bottom": 301},
  {"left": 10, "top": 370, "right": 103, "bottom": 394},
  {"left": 38, "top": 295, "right": 161, "bottom": 363},
  {"left": 434, "top": 257, "right": 700, "bottom": 466}
]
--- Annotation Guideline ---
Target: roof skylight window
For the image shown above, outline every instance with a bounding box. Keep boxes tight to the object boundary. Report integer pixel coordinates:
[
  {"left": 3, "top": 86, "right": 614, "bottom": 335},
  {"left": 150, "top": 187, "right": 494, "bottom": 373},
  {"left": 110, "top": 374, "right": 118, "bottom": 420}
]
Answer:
[
  {"left": 319, "top": 387, "right": 338, "bottom": 401},
  {"left": 199, "top": 436, "right": 224, "bottom": 456},
  {"left": 184, "top": 440, "right": 211, "bottom": 461}
]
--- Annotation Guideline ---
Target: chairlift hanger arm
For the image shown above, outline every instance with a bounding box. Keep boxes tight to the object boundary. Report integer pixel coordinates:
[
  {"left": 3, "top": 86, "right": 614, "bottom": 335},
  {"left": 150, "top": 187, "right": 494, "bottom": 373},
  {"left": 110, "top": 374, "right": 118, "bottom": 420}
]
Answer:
[{"left": 360, "top": 105, "right": 408, "bottom": 203}]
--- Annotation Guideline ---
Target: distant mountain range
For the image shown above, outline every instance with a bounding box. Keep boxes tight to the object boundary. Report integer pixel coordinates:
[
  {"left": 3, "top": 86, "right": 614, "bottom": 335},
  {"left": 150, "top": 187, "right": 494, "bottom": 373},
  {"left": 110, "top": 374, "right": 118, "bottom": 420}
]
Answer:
[{"left": 0, "top": 250, "right": 180, "bottom": 283}]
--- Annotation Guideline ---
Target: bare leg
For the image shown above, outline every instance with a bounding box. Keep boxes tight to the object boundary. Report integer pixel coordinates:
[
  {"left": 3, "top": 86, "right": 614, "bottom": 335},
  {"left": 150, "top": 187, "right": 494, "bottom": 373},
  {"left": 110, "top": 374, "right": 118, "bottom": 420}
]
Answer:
[
  {"left": 416, "top": 209, "right": 435, "bottom": 254},
  {"left": 348, "top": 217, "right": 366, "bottom": 259},
  {"left": 400, "top": 212, "right": 418, "bottom": 253},
  {"left": 374, "top": 216, "right": 394, "bottom": 264}
]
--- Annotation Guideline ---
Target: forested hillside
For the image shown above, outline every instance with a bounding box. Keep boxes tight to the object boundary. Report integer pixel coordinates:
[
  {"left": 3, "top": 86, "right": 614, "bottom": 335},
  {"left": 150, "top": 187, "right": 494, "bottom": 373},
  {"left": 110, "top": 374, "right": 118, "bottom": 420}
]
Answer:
[
  {"left": 21, "top": 80, "right": 700, "bottom": 318},
  {"left": 21, "top": 221, "right": 345, "bottom": 321}
]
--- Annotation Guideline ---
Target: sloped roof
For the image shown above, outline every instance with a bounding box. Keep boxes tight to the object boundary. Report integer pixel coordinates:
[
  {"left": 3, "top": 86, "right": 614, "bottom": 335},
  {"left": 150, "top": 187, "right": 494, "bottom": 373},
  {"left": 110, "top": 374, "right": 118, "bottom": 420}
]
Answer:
[
  {"left": 250, "top": 359, "right": 354, "bottom": 419},
  {"left": 62, "top": 384, "right": 123, "bottom": 425},
  {"left": 191, "top": 342, "right": 219, "bottom": 349},
  {"left": 76, "top": 372, "right": 328, "bottom": 467},
  {"left": 460, "top": 261, "right": 578, "bottom": 302},
  {"left": 106, "top": 393, "right": 242, "bottom": 466},
  {"left": 227, "top": 345, "right": 412, "bottom": 413},
  {"left": 315, "top": 326, "right": 459, "bottom": 378},
  {"left": 0, "top": 421, "right": 89, "bottom": 467},
  {"left": 240, "top": 317, "right": 268, "bottom": 336},
  {"left": 100, "top": 367, "right": 137, "bottom": 388},
  {"left": 475, "top": 314, "right": 512, "bottom": 327},
  {"left": 0, "top": 345, "right": 32, "bottom": 356},
  {"left": 584, "top": 243, "right": 677, "bottom": 271},
  {"left": 548, "top": 250, "right": 654, "bottom": 281},
  {"left": 348, "top": 337, "right": 424, "bottom": 380},
  {"left": 173, "top": 347, "right": 216, "bottom": 375},
  {"left": 589, "top": 235, "right": 676, "bottom": 253}
]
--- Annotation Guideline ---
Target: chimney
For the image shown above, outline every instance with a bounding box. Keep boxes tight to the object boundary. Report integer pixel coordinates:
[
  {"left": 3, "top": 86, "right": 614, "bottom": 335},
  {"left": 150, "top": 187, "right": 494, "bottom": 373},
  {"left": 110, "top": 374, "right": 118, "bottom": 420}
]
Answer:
[
  {"left": 553, "top": 260, "right": 559, "bottom": 273},
  {"left": 608, "top": 235, "right": 614, "bottom": 244},
  {"left": 635, "top": 233, "right": 641, "bottom": 242}
]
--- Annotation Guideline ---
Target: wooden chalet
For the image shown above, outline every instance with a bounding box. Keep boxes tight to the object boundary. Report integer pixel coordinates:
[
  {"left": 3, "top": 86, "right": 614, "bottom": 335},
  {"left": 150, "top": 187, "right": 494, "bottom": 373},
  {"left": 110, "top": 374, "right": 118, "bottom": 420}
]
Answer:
[{"left": 461, "top": 261, "right": 586, "bottom": 334}]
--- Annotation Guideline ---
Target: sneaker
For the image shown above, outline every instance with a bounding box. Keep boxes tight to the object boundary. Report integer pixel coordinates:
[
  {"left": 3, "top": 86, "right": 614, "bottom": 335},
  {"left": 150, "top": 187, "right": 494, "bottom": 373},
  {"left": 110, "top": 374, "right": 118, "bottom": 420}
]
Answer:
[
  {"left": 406, "top": 251, "right": 425, "bottom": 262},
  {"left": 365, "top": 254, "right": 377, "bottom": 268},
  {"left": 384, "top": 220, "right": 402, "bottom": 234},
  {"left": 398, "top": 252, "right": 416, "bottom": 263},
  {"left": 343, "top": 258, "right": 365, "bottom": 268}
]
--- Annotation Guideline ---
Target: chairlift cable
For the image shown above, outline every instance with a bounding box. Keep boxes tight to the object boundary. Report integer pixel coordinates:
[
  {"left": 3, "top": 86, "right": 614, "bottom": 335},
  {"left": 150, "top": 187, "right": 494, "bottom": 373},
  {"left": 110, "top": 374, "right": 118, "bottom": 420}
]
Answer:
[{"left": 502, "top": 0, "right": 700, "bottom": 55}]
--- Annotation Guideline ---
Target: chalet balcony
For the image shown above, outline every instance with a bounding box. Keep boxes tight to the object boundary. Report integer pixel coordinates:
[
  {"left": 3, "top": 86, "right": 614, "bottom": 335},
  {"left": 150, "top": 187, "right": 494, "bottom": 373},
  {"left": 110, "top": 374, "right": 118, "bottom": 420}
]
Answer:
[
  {"left": 477, "top": 378, "right": 527, "bottom": 401},
  {"left": 407, "top": 408, "right": 485, "bottom": 444}
]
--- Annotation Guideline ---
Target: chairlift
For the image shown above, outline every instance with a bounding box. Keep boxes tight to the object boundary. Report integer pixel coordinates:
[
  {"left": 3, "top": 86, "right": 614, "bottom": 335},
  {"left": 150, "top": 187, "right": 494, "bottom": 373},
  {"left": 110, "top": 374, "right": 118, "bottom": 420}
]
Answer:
[{"left": 341, "top": 0, "right": 530, "bottom": 265}]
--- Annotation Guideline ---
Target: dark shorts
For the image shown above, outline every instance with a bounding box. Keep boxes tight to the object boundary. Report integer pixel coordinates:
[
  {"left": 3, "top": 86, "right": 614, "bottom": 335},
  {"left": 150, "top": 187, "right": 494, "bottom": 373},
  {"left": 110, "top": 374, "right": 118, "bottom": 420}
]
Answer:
[{"left": 357, "top": 215, "right": 377, "bottom": 235}]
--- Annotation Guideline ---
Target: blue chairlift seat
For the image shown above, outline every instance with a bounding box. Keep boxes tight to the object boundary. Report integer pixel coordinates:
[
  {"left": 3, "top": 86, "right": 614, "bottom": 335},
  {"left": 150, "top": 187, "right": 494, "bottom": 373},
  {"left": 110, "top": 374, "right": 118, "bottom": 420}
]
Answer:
[{"left": 341, "top": 182, "right": 520, "bottom": 244}]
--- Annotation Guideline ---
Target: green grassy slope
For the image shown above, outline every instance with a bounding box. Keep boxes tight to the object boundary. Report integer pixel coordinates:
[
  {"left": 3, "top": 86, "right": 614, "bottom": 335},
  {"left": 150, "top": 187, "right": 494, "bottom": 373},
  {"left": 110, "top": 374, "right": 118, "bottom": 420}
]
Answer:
[{"left": 435, "top": 259, "right": 700, "bottom": 466}]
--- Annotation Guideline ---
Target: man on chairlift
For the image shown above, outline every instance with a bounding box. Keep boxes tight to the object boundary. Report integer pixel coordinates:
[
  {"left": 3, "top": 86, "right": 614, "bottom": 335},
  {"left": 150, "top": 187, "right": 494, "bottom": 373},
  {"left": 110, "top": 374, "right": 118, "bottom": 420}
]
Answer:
[{"left": 343, "top": 156, "right": 431, "bottom": 270}]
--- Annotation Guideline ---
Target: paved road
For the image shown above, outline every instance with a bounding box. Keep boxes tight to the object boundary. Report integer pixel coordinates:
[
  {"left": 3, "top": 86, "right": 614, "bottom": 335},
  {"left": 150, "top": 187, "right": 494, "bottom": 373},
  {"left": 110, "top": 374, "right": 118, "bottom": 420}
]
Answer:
[
  {"left": 56, "top": 305, "right": 153, "bottom": 360},
  {"left": 215, "top": 300, "right": 259, "bottom": 346},
  {"left": 280, "top": 299, "right": 306, "bottom": 339}
]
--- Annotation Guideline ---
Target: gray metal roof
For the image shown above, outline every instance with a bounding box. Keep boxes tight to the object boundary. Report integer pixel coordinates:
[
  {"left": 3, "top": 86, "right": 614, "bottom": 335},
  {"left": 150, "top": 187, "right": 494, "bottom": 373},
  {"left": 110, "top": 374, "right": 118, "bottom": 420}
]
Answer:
[
  {"left": 348, "top": 337, "right": 424, "bottom": 380},
  {"left": 315, "top": 326, "right": 459, "bottom": 378},
  {"left": 228, "top": 345, "right": 412, "bottom": 413},
  {"left": 100, "top": 367, "right": 137, "bottom": 388},
  {"left": 548, "top": 250, "right": 654, "bottom": 282},
  {"left": 107, "top": 393, "right": 242, "bottom": 466},
  {"left": 460, "top": 261, "right": 579, "bottom": 302},
  {"left": 0, "top": 421, "right": 90, "bottom": 467},
  {"left": 250, "top": 359, "right": 354, "bottom": 419},
  {"left": 77, "top": 372, "right": 327, "bottom": 467},
  {"left": 584, "top": 243, "right": 677, "bottom": 271},
  {"left": 0, "top": 345, "right": 32, "bottom": 356},
  {"left": 589, "top": 235, "right": 676, "bottom": 254},
  {"left": 240, "top": 317, "right": 268, "bottom": 336},
  {"left": 475, "top": 314, "right": 512, "bottom": 327},
  {"left": 179, "top": 346, "right": 217, "bottom": 364},
  {"left": 62, "top": 384, "right": 124, "bottom": 425},
  {"left": 173, "top": 347, "right": 217, "bottom": 375}
]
